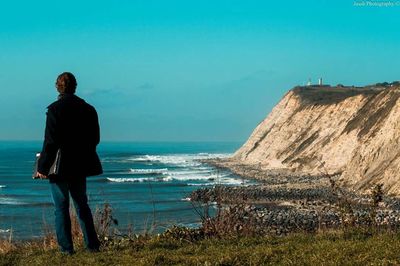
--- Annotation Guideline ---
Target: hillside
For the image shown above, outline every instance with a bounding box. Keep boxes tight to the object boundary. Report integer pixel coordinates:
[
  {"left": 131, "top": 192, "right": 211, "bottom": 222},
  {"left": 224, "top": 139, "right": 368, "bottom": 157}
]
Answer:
[{"left": 231, "top": 83, "right": 400, "bottom": 195}]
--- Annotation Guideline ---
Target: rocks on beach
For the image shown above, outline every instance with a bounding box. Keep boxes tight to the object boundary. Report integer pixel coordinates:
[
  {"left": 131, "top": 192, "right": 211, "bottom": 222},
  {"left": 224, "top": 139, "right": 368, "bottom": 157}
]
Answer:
[{"left": 190, "top": 159, "right": 400, "bottom": 235}]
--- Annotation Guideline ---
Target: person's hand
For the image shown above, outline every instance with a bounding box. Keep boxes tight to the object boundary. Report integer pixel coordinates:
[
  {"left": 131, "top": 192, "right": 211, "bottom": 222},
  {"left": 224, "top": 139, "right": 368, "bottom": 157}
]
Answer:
[{"left": 36, "top": 172, "right": 48, "bottom": 179}]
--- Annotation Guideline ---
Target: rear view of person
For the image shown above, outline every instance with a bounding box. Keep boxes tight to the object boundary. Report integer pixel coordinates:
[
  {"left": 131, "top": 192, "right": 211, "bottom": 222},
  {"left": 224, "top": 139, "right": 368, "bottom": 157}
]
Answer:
[{"left": 36, "top": 72, "right": 102, "bottom": 254}]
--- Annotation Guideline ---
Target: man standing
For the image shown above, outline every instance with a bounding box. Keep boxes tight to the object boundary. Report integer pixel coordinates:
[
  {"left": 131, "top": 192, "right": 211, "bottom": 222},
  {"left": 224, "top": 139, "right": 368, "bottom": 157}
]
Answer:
[{"left": 36, "top": 72, "right": 102, "bottom": 254}]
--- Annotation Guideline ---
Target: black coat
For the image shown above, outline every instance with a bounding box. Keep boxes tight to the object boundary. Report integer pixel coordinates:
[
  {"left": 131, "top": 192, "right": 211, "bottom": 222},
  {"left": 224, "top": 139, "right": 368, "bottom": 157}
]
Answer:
[{"left": 38, "top": 94, "right": 103, "bottom": 178}]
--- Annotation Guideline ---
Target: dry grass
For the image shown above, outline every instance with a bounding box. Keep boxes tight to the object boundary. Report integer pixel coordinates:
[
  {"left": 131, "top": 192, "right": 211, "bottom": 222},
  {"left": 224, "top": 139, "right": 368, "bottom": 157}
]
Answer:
[
  {"left": 0, "top": 230, "right": 15, "bottom": 254},
  {"left": 2, "top": 231, "right": 400, "bottom": 265},
  {"left": 0, "top": 176, "right": 398, "bottom": 265}
]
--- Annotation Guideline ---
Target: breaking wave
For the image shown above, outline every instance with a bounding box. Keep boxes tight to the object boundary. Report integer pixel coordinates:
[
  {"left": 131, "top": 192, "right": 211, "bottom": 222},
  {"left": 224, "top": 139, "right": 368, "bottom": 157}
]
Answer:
[
  {"left": 102, "top": 152, "right": 249, "bottom": 187},
  {"left": 107, "top": 176, "right": 172, "bottom": 183},
  {"left": 187, "top": 183, "right": 215, "bottom": 187},
  {"left": 0, "top": 229, "right": 11, "bottom": 234},
  {"left": 166, "top": 172, "right": 229, "bottom": 181},
  {"left": 127, "top": 153, "right": 231, "bottom": 166},
  {"left": 129, "top": 168, "right": 168, "bottom": 174},
  {"left": 106, "top": 174, "right": 247, "bottom": 186},
  {"left": 0, "top": 197, "right": 27, "bottom": 205}
]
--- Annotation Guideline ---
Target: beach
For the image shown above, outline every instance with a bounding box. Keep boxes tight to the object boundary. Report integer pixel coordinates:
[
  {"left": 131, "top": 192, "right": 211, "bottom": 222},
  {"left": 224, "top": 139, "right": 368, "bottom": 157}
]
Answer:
[{"left": 190, "top": 158, "right": 400, "bottom": 234}]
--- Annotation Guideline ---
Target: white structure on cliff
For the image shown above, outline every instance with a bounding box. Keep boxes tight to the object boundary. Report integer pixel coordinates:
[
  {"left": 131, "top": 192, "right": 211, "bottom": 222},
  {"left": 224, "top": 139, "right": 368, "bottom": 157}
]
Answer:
[{"left": 306, "top": 78, "right": 323, "bottom": 86}]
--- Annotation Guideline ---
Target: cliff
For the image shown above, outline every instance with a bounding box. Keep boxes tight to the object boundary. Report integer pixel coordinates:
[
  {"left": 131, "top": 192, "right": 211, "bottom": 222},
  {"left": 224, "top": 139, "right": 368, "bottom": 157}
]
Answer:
[{"left": 232, "top": 84, "right": 400, "bottom": 195}]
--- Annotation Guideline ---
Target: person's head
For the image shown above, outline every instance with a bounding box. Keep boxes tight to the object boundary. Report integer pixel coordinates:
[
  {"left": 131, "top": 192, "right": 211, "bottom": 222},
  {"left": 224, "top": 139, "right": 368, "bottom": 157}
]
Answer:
[{"left": 55, "top": 72, "right": 77, "bottom": 94}]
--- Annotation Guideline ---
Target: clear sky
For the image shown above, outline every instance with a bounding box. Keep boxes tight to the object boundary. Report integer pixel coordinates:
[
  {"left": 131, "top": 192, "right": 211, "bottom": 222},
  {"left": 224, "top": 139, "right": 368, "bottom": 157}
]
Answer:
[{"left": 1, "top": 0, "right": 399, "bottom": 142}]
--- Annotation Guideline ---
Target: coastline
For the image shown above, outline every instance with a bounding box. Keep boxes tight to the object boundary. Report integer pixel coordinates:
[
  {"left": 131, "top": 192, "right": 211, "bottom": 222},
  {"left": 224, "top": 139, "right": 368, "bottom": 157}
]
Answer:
[
  {"left": 193, "top": 158, "right": 400, "bottom": 234},
  {"left": 200, "top": 158, "right": 325, "bottom": 184}
]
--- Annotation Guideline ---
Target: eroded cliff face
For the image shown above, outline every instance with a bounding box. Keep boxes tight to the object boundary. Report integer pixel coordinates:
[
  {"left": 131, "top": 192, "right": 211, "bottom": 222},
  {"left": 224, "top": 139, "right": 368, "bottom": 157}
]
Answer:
[{"left": 233, "top": 85, "right": 400, "bottom": 195}]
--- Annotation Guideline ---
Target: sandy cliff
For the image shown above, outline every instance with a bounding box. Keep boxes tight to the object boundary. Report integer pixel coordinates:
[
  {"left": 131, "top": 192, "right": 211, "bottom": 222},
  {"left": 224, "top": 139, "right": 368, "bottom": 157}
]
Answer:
[{"left": 232, "top": 84, "right": 400, "bottom": 195}]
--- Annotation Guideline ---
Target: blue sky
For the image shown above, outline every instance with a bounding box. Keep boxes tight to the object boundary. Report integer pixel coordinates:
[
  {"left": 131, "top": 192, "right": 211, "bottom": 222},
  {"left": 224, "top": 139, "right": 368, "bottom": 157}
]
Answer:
[{"left": 1, "top": 0, "right": 399, "bottom": 142}]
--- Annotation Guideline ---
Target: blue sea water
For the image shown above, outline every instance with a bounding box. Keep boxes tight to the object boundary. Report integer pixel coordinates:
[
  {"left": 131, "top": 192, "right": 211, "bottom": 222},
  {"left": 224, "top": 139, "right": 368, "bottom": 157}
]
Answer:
[{"left": 0, "top": 141, "right": 249, "bottom": 239}]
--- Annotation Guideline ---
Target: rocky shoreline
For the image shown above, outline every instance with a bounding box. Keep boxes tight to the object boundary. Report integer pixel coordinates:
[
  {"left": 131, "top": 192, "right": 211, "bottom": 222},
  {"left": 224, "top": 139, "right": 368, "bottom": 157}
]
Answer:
[{"left": 191, "top": 159, "right": 400, "bottom": 235}]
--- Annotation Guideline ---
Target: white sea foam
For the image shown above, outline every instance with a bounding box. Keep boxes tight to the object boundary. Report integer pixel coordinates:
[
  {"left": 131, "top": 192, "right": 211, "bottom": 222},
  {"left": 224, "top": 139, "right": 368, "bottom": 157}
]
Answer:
[
  {"left": 128, "top": 153, "right": 232, "bottom": 166},
  {"left": 219, "top": 177, "right": 247, "bottom": 185},
  {"left": 107, "top": 168, "right": 243, "bottom": 185},
  {"left": 181, "top": 197, "right": 191, "bottom": 201},
  {"left": 105, "top": 152, "right": 246, "bottom": 186},
  {"left": 0, "top": 185, "right": 6, "bottom": 188},
  {"left": 187, "top": 177, "right": 247, "bottom": 186},
  {"left": 103, "top": 153, "right": 231, "bottom": 165},
  {"left": 162, "top": 176, "right": 173, "bottom": 182},
  {"left": 167, "top": 169, "right": 212, "bottom": 176},
  {"left": 107, "top": 177, "right": 155, "bottom": 183},
  {"left": 0, "top": 229, "right": 11, "bottom": 233},
  {"left": 187, "top": 183, "right": 215, "bottom": 186},
  {"left": 107, "top": 176, "right": 173, "bottom": 183},
  {"left": 127, "top": 156, "right": 153, "bottom": 162},
  {"left": 129, "top": 168, "right": 168, "bottom": 174},
  {"left": 0, "top": 197, "right": 26, "bottom": 205},
  {"left": 166, "top": 172, "right": 230, "bottom": 181}
]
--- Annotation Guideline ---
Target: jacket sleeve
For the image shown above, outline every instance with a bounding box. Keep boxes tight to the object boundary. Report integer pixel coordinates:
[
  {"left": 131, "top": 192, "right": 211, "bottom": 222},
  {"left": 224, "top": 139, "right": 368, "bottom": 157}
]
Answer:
[
  {"left": 90, "top": 106, "right": 100, "bottom": 146},
  {"left": 37, "top": 107, "right": 59, "bottom": 175},
  {"left": 94, "top": 109, "right": 100, "bottom": 145}
]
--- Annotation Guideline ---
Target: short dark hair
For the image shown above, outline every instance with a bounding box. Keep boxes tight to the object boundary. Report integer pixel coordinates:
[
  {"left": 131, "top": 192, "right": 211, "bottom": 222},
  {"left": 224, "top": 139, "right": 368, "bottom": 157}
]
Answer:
[{"left": 56, "top": 72, "right": 77, "bottom": 94}]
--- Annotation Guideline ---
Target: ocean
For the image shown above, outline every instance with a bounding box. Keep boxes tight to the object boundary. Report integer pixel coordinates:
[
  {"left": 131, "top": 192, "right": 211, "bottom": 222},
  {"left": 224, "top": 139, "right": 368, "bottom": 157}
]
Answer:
[{"left": 0, "top": 141, "right": 250, "bottom": 240}]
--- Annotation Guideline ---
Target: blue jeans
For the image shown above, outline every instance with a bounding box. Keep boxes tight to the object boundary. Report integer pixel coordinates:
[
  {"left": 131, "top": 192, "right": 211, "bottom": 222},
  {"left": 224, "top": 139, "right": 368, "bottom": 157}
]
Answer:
[{"left": 50, "top": 177, "right": 100, "bottom": 252}]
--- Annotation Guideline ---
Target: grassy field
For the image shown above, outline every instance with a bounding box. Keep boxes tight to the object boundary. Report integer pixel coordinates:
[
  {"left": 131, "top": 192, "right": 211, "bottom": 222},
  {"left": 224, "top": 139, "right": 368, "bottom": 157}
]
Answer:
[
  {"left": 1, "top": 230, "right": 400, "bottom": 265},
  {"left": 2, "top": 185, "right": 398, "bottom": 266}
]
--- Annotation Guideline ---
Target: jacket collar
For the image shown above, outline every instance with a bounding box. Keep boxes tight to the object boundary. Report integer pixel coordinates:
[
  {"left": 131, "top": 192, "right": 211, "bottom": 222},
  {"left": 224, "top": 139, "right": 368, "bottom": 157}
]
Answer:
[{"left": 58, "top": 93, "right": 76, "bottom": 100}]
